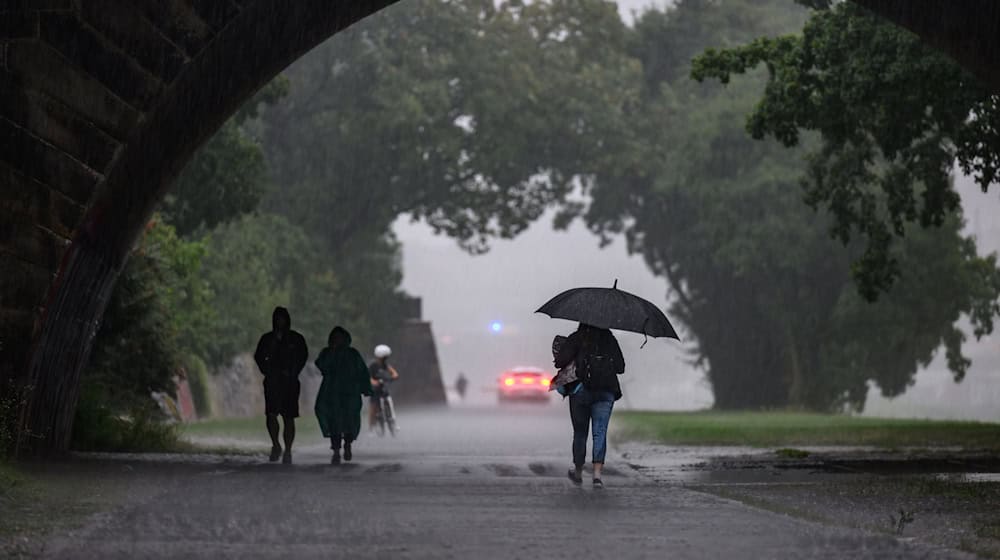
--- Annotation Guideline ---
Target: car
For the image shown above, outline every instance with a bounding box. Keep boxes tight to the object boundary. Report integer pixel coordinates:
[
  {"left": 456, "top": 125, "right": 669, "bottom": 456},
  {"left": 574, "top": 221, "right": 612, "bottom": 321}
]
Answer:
[{"left": 497, "top": 367, "right": 552, "bottom": 403}]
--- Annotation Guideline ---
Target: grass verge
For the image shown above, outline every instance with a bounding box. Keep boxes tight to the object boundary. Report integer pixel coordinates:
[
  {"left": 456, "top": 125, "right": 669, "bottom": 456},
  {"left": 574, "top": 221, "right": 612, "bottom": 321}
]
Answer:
[
  {"left": 180, "top": 416, "right": 324, "bottom": 448},
  {"left": 616, "top": 410, "right": 1000, "bottom": 448}
]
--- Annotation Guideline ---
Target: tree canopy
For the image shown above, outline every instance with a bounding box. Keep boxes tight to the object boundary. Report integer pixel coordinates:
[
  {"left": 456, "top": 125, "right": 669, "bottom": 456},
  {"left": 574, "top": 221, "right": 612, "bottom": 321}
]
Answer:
[
  {"left": 574, "top": 0, "right": 1000, "bottom": 410},
  {"left": 690, "top": 1, "right": 1000, "bottom": 300},
  {"left": 76, "top": 0, "right": 1000, "bottom": 437},
  {"left": 260, "top": 0, "right": 640, "bottom": 255}
]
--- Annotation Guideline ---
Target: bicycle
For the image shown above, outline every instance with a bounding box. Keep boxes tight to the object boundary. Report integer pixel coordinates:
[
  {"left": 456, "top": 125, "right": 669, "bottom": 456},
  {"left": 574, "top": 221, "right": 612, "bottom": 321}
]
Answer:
[{"left": 371, "top": 381, "right": 397, "bottom": 437}]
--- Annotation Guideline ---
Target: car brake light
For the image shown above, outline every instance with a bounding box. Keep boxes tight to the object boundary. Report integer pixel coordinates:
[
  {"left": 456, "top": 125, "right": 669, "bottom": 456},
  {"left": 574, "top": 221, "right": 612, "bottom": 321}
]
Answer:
[
  {"left": 541, "top": 378, "right": 550, "bottom": 386},
  {"left": 503, "top": 378, "right": 515, "bottom": 386},
  {"left": 521, "top": 378, "right": 535, "bottom": 384}
]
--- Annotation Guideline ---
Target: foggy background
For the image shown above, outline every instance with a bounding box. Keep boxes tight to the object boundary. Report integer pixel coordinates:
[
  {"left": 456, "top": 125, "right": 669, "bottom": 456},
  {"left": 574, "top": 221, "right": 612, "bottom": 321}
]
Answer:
[
  {"left": 396, "top": 167, "right": 1000, "bottom": 419},
  {"left": 387, "top": 0, "right": 1000, "bottom": 419}
]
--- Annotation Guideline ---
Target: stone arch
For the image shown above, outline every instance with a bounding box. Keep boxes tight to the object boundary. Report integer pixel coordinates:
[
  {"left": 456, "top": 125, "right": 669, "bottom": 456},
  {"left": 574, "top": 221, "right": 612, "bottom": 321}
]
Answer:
[
  {"left": 2, "top": 0, "right": 397, "bottom": 455},
  {"left": 1, "top": 0, "right": 997, "bottom": 455}
]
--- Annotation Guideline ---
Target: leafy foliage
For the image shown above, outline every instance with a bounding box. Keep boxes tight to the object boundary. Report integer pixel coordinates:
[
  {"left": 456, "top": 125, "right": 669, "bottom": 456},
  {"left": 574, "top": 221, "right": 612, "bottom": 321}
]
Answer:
[
  {"left": 577, "top": 0, "right": 1000, "bottom": 410},
  {"left": 690, "top": 2, "right": 1000, "bottom": 299},
  {"left": 71, "top": 386, "right": 180, "bottom": 452},
  {"left": 77, "top": 0, "right": 1000, "bottom": 426},
  {"left": 75, "top": 220, "right": 198, "bottom": 449},
  {"left": 83, "top": 222, "right": 190, "bottom": 414},
  {"left": 162, "top": 121, "right": 267, "bottom": 236},
  {"left": 197, "top": 213, "right": 369, "bottom": 365},
  {"left": 182, "top": 355, "right": 213, "bottom": 418},
  {"left": 261, "top": 0, "right": 640, "bottom": 254},
  {"left": 162, "top": 80, "right": 289, "bottom": 236}
]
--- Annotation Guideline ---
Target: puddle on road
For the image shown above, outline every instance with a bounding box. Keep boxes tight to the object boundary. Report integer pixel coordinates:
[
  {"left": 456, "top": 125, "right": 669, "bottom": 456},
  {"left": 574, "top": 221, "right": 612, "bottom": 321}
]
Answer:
[
  {"left": 618, "top": 443, "right": 1000, "bottom": 486},
  {"left": 933, "top": 472, "right": 1000, "bottom": 483}
]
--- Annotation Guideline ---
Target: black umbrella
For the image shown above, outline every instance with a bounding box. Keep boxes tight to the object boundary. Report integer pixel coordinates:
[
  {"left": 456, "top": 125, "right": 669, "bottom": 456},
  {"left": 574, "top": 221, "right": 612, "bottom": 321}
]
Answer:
[{"left": 535, "top": 280, "right": 679, "bottom": 344}]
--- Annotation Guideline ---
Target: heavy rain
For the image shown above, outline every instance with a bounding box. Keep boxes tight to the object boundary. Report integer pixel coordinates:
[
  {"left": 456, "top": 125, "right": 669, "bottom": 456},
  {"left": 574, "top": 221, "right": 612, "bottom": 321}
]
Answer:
[{"left": 1, "top": 0, "right": 999, "bottom": 558}]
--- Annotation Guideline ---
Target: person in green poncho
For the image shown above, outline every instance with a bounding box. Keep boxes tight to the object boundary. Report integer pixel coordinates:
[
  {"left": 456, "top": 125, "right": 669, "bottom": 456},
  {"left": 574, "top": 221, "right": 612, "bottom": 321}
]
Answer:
[{"left": 314, "top": 326, "right": 372, "bottom": 464}]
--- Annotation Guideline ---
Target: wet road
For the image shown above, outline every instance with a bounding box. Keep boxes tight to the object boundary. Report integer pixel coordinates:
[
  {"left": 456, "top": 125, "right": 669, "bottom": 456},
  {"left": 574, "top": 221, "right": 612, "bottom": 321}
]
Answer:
[{"left": 44, "top": 407, "right": 970, "bottom": 559}]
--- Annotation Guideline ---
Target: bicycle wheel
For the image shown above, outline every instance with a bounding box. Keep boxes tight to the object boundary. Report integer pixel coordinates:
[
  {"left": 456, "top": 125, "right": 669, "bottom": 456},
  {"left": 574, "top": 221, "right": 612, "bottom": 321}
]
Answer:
[
  {"left": 374, "top": 399, "right": 386, "bottom": 436},
  {"left": 385, "top": 396, "right": 397, "bottom": 437}
]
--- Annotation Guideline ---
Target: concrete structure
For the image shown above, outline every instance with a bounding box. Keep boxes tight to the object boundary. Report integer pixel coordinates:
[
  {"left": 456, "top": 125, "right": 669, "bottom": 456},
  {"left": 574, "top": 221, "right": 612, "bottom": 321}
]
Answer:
[
  {"left": 380, "top": 297, "right": 448, "bottom": 407},
  {"left": 0, "top": 1, "right": 997, "bottom": 455}
]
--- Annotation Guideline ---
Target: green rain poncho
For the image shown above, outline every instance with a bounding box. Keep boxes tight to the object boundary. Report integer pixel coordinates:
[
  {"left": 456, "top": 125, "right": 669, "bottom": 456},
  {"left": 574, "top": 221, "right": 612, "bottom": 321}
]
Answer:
[{"left": 314, "top": 329, "right": 372, "bottom": 441}]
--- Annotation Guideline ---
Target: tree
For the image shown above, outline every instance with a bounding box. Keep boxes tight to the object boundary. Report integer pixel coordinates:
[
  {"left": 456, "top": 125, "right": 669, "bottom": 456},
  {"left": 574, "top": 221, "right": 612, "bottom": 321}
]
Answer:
[
  {"left": 243, "top": 0, "right": 641, "bottom": 366},
  {"left": 690, "top": 1, "right": 1000, "bottom": 299},
  {"left": 161, "top": 80, "right": 289, "bottom": 236},
  {"left": 576, "top": 0, "right": 1000, "bottom": 410},
  {"left": 260, "top": 0, "right": 640, "bottom": 256},
  {"left": 196, "top": 213, "right": 365, "bottom": 366},
  {"left": 82, "top": 220, "right": 207, "bottom": 411}
]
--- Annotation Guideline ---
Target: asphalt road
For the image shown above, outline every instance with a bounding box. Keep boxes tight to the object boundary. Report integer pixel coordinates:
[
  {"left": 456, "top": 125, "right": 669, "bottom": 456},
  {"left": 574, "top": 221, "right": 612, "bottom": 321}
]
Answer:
[{"left": 41, "top": 406, "right": 971, "bottom": 559}]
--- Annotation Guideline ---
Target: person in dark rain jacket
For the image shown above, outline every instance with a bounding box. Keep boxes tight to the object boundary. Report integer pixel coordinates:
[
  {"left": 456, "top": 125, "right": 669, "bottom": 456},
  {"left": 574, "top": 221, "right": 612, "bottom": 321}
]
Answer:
[
  {"left": 314, "top": 326, "right": 372, "bottom": 464},
  {"left": 254, "top": 307, "right": 309, "bottom": 465},
  {"left": 553, "top": 323, "right": 625, "bottom": 488}
]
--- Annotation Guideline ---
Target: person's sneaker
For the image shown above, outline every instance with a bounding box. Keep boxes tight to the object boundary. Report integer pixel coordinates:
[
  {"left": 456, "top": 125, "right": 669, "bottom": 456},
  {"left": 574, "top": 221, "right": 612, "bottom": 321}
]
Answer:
[
  {"left": 269, "top": 445, "right": 282, "bottom": 462},
  {"left": 344, "top": 443, "right": 352, "bottom": 462},
  {"left": 593, "top": 478, "right": 604, "bottom": 489},
  {"left": 567, "top": 469, "right": 583, "bottom": 485},
  {"left": 331, "top": 451, "right": 341, "bottom": 465},
  {"left": 282, "top": 450, "right": 292, "bottom": 465}
]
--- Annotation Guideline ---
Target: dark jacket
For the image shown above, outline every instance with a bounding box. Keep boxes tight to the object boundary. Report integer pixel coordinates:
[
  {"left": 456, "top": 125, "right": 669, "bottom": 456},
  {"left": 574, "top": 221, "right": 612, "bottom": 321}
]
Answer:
[
  {"left": 314, "top": 326, "right": 372, "bottom": 440},
  {"left": 554, "top": 325, "right": 625, "bottom": 400},
  {"left": 254, "top": 307, "right": 309, "bottom": 378}
]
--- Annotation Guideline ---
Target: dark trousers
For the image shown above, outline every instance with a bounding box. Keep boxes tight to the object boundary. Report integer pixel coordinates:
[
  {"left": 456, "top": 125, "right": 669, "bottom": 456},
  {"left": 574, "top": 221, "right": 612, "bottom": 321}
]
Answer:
[
  {"left": 569, "top": 386, "right": 615, "bottom": 466},
  {"left": 330, "top": 433, "right": 354, "bottom": 450}
]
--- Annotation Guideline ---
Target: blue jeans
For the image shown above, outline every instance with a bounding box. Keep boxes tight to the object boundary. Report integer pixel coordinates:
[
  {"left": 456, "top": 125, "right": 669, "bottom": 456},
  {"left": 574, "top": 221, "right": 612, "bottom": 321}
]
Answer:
[{"left": 569, "top": 386, "right": 615, "bottom": 466}]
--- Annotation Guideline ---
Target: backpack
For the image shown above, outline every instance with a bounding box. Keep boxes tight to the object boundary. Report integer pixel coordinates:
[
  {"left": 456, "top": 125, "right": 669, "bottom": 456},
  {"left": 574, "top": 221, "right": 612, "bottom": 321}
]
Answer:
[{"left": 579, "top": 353, "right": 617, "bottom": 393}]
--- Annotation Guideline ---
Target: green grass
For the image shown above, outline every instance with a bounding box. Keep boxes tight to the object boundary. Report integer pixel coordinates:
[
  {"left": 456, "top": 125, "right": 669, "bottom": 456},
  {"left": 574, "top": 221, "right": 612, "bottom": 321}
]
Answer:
[
  {"left": 615, "top": 410, "right": 1000, "bottom": 448},
  {"left": 774, "top": 447, "right": 811, "bottom": 459},
  {"left": 0, "top": 463, "right": 24, "bottom": 501}
]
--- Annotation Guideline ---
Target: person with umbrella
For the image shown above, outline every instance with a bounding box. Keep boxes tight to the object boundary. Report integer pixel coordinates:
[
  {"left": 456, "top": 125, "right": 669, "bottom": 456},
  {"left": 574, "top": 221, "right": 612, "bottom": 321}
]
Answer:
[
  {"left": 553, "top": 323, "right": 624, "bottom": 488},
  {"left": 538, "top": 280, "right": 678, "bottom": 488}
]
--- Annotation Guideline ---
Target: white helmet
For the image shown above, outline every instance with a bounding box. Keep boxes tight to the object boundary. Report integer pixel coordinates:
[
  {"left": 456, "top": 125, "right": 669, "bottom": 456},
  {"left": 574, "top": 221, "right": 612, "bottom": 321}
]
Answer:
[{"left": 374, "top": 344, "right": 392, "bottom": 358}]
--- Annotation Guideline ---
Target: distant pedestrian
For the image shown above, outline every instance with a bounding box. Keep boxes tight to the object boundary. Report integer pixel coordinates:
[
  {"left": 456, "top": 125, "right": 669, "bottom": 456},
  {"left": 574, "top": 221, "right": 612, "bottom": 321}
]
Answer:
[
  {"left": 314, "top": 326, "right": 372, "bottom": 464},
  {"left": 553, "top": 323, "right": 625, "bottom": 488},
  {"left": 253, "top": 306, "right": 309, "bottom": 465},
  {"left": 455, "top": 372, "right": 468, "bottom": 400}
]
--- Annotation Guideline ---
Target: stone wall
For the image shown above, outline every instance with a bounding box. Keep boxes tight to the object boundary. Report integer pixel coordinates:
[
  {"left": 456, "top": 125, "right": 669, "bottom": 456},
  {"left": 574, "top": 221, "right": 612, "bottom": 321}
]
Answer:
[
  {"left": 208, "top": 353, "right": 322, "bottom": 419},
  {"left": 204, "top": 314, "right": 447, "bottom": 418}
]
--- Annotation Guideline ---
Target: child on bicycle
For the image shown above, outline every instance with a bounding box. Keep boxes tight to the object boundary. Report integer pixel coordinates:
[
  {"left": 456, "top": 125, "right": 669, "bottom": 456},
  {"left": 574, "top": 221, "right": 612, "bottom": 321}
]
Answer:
[{"left": 368, "top": 344, "right": 400, "bottom": 429}]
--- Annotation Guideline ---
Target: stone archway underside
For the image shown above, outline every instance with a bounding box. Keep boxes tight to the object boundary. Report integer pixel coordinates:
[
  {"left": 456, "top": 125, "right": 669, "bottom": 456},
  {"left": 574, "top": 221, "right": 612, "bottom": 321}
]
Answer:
[
  {"left": 0, "top": 0, "right": 997, "bottom": 455},
  {"left": 1, "top": 0, "right": 397, "bottom": 455}
]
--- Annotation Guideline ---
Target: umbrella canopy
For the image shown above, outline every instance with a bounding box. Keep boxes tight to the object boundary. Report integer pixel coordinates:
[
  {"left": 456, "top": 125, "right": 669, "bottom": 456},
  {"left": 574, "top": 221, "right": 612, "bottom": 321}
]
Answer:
[{"left": 535, "top": 280, "right": 679, "bottom": 341}]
